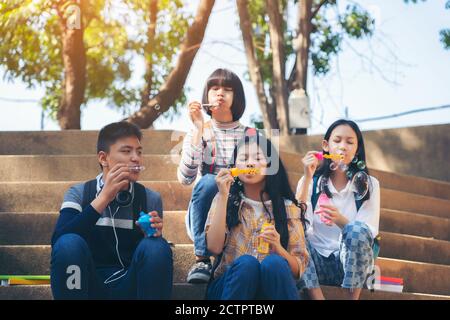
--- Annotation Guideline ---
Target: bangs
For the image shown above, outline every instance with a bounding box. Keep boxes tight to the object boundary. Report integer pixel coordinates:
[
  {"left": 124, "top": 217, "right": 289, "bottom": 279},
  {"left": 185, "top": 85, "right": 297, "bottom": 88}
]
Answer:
[{"left": 206, "top": 69, "right": 235, "bottom": 89}]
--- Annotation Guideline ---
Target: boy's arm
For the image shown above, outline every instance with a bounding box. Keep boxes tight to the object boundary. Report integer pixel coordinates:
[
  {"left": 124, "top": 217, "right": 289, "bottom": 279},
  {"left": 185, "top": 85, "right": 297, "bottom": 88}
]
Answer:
[
  {"left": 51, "top": 205, "right": 101, "bottom": 246},
  {"left": 51, "top": 184, "right": 101, "bottom": 245}
]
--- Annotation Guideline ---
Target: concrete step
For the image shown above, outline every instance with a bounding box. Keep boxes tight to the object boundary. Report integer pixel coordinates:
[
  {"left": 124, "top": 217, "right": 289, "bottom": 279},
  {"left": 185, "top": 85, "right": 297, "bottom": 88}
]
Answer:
[
  {"left": 0, "top": 130, "right": 184, "bottom": 155},
  {"left": 1, "top": 181, "right": 449, "bottom": 218},
  {"left": 380, "top": 188, "right": 450, "bottom": 219},
  {"left": 279, "top": 152, "right": 450, "bottom": 200},
  {"left": 0, "top": 155, "right": 180, "bottom": 182},
  {"left": 1, "top": 244, "right": 449, "bottom": 296},
  {"left": 378, "top": 231, "right": 450, "bottom": 265},
  {"left": 1, "top": 212, "right": 449, "bottom": 265},
  {"left": 376, "top": 257, "right": 450, "bottom": 295},
  {"left": 379, "top": 209, "right": 450, "bottom": 241},
  {"left": 0, "top": 244, "right": 194, "bottom": 284},
  {"left": 1, "top": 283, "right": 448, "bottom": 300},
  {"left": 3, "top": 153, "right": 449, "bottom": 202}
]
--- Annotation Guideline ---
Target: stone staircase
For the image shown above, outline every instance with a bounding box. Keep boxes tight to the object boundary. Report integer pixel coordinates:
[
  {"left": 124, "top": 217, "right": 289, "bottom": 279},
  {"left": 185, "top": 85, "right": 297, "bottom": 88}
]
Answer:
[{"left": 0, "top": 130, "right": 449, "bottom": 300}]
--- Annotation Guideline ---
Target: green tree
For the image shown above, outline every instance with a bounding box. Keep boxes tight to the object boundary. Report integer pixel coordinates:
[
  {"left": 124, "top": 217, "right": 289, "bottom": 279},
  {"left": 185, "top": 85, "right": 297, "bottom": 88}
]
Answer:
[
  {"left": 237, "top": 0, "right": 374, "bottom": 134},
  {"left": 404, "top": 0, "right": 450, "bottom": 50},
  {"left": 0, "top": 0, "right": 215, "bottom": 129}
]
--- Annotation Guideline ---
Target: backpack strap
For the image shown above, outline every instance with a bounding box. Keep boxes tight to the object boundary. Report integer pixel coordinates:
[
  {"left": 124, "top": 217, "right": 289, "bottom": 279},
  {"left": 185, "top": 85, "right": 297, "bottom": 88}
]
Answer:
[
  {"left": 82, "top": 179, "right": 98, "bottom": 209},
  {"left": 311, "top": 175, "right": 320, "bottom": 212},
  {"left": 132, "top": 182, "right": 148, "bottom": 220}
]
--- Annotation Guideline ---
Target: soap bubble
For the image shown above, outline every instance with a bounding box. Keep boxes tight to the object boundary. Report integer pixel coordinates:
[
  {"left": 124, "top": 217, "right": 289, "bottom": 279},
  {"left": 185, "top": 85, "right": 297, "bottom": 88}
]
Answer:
[
  {"left": 329, "top": 162, "right": 338, "bottom": 171},
  {"left": 338, "top": 162, "right": 349, "bottom": 171},
  {"left": 351, "top": 171, "right": 372, "bottom": 201},
  {"left": 357, "top": 160, "right": 366, "bottom": 170}
]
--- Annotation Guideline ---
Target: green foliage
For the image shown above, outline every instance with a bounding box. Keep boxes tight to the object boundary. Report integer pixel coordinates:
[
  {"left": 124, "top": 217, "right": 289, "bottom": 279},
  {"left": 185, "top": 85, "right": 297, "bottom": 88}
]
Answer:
[
  {"left": 0, "top": 0, "right": 192, "bottom": 122},
  {"left": 245, "top": 1, "right": 374, "bottom": 81},
  {"left": 310, "top": 3, "right": 374, "bottom": 76},
  {"left": 404, "top": 0, "right": 450, "bottom": 50}
]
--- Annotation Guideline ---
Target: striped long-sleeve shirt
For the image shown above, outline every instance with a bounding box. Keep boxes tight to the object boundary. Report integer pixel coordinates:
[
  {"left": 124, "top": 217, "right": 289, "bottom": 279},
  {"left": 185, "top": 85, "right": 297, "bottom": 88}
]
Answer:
[{"left": 177, "top": 119, "right": 246, "bottom": 185}]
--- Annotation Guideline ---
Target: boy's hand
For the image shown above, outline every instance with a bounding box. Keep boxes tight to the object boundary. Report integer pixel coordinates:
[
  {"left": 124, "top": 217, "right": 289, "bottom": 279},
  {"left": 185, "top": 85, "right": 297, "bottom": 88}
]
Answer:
[
  {"left": 100, "top": 163, "right": 130, "bottom": 203},
  {"left": 136, "top": 211, "right": 163, "bottom": 237},
  {"left": 216, "top": 169, "right": 234, "bottom": 196}
]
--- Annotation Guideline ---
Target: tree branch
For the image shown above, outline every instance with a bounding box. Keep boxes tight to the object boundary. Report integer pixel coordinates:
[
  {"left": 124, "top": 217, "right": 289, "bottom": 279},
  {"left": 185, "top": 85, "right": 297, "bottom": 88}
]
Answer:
[
  {"left": 140, "top": 0, "right": 158, "bottom": 108},
  {"left": 236, "top": 0, "right": 278, "bottom": 130},
  {"left": 125, "top": 0, "right": 215, "bottom": 128},
  {"left": 311, "top": 0, "right": 328, "bottom": 20},
  {"left": 266, "top": 0, "right": 289, "bottom": 134}
]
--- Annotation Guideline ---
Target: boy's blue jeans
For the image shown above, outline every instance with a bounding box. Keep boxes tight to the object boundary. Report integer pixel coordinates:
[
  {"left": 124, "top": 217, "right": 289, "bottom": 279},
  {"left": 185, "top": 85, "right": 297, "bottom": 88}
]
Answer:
[
  {"left": 206, "top": 254, "right": 299, "bottom": 300},
  {"left": 185, "top": 174, "right": 218, "bottom": 257},
  {"left": 50, "top": 233, "right": 173, "bottom": 299}
]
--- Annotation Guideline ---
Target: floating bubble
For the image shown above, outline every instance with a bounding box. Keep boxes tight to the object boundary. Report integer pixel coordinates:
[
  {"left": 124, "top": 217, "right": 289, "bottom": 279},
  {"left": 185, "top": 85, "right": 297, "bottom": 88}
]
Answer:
[
  {"left": 357, "top": 160, "right": 366, "bottom": 170},
  {"left": 338, "top": 162, "right": 349, "bottom": 171},
  {"left": 154, "top": 104, "right": 161, "bottom": 110},
  {"left": 346, "top": 170, "right": 354, "bottom": 179},
  {"left": 351, "top": 171, "right": 372, "bottom": 201},
  {"left": 329, "top": 162, "right": 338, "bottom": 171},
  {"left": 352, "top": 156, "right": 359, "bottom": 164},
  {"left": 233, "top": 200, "right": 240, "bottom": 206}
]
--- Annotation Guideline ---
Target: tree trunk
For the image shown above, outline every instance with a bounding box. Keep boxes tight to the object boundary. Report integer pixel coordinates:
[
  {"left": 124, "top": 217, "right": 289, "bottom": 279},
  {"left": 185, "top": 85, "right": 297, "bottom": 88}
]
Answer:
[
  {"left": 236, "top": 0, "right": 278, "bottom": 130},
  {"left": 140, "top": 0, "right": 158, "bottom": 108},
  {"left": 266, "top": 0, "right": 289, "bottom": 135},
  {"left": 56, "top": 1, "right": 86, "bottom": 130},
  {"left": 295, "top": 0, "right": 313, "bottom": 91},
  {"left": 126, "top": 0, "right": 215, "bottom": 128}
]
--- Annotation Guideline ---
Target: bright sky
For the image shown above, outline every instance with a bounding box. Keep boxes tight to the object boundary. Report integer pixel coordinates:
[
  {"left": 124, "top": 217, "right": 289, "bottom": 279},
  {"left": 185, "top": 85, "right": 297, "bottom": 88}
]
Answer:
[{"left": 0, "top": 0, "right": 449, "bottom": 135}]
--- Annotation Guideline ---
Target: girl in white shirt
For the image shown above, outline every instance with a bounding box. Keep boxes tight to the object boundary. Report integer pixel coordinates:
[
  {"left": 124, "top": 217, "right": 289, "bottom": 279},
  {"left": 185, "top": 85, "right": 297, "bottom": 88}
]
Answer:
[{"left": 296, "top": 119, "right": 380, "bottom": 300}]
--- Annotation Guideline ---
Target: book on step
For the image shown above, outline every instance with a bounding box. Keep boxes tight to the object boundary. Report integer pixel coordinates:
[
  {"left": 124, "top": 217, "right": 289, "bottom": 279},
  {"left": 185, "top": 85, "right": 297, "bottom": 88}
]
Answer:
[{"left": 0, "top": 275, "right": 50, "bottom": 286}]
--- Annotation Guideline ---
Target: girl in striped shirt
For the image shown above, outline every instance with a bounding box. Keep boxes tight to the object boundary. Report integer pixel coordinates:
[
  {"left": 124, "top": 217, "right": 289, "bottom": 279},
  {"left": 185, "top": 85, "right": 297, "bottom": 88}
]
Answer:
[{"left": 177, "top": 68, "right": 249, "bottom": 283}]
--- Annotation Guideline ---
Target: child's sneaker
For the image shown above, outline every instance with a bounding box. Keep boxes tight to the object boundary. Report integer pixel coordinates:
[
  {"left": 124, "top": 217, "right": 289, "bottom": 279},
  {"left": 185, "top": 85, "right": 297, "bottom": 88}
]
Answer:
[{"left": 186, "top": 260, "right": 212, "bottom": 284}]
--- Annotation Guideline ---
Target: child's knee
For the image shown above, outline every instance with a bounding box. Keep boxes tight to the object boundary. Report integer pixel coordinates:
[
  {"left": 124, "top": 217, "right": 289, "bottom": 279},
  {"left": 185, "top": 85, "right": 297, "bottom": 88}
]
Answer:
[
  {"left": 137, "top": 237, "right": 173, "bottom": 261},
  {"left": 52, "top": 233, "right": 89, "bottom": 260},
  {"left": 342, "top": 221, "right": 372, "bottom": 245},
  {"left": 261, "top": 254, "right": 288, "bottom": 272},
  {"left": 233, "top": 255, "right": 260, "bottom": 275}
]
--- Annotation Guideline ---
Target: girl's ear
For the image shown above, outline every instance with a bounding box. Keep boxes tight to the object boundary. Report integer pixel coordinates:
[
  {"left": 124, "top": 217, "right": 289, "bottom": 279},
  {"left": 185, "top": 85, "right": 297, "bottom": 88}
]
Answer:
[
  {"left": 322, "top": 139, "right": 329, "bottom": 152},
  {"left": 98, "top": 151, "right": 108, "bottom": 168}
]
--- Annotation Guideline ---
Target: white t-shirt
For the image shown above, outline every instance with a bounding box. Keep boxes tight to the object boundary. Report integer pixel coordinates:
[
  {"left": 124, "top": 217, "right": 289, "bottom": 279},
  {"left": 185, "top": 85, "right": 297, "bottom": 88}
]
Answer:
[
  {"left": 296, "top": 175, "right": 380, "bottom": 258},
  {"left": 241, "top": 195, "right": 272, "bottom": 220}
]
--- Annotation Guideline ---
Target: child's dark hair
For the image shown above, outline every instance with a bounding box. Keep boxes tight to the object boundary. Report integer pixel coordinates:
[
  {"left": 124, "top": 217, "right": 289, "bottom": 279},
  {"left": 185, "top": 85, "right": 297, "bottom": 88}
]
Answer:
[
  {"left": 226, "top": 132, "right": 308, "bottom": 250},
  {"left": 202, "top": 68, "right": 246, "bottom": 121},
  {"left": 316, "top": 119, "right": 371, "bottom": 202},
  {"left": 97, "top": 121, "right": 142, "bottom": 154}
]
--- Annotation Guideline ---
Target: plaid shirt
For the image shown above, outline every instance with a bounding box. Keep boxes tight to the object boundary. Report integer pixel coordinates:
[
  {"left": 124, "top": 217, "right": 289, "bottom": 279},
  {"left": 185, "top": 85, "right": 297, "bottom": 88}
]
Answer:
[
  {"left": 177, "top": 119, "right": 246, "bottom": 185},
  {"left": 205, "top": 195, "right": 310, "bottom": 280}
]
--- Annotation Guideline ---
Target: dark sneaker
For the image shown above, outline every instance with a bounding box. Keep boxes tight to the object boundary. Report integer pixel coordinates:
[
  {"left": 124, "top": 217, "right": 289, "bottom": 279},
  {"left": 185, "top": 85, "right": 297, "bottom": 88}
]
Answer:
[{"left": 186, "top": 260, "right": 212, "bottom": 284}]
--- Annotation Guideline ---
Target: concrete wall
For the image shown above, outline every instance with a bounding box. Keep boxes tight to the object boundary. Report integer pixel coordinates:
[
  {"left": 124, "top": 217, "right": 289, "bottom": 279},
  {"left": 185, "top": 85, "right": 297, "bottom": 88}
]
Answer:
[{"left": 279, "top": 124, "right": 450, "bottom": 183}]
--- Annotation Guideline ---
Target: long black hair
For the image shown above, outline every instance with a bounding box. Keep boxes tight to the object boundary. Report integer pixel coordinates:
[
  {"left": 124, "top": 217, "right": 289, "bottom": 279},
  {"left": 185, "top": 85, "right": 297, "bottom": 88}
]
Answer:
[
  {"left": 226, "top": 131, "right": 308, "bottom": 250},
  {"left": 315, "top": 119, "right": 371, "bottom": 202}
]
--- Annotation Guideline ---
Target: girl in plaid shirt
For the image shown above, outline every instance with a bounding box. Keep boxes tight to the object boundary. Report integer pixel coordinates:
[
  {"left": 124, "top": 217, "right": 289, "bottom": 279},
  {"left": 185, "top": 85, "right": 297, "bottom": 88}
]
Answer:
[{"left": 205, "top": 132, "right": 309, "bottom": 300}]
